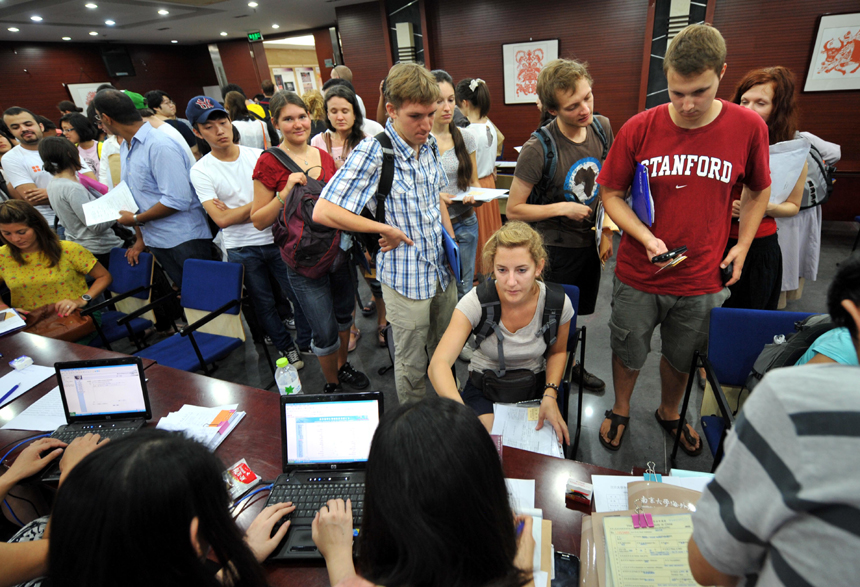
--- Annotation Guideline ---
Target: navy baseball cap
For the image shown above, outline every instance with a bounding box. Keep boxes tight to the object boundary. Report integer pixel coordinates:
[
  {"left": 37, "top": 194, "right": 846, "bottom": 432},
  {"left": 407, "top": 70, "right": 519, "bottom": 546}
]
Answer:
[{"left": 185, "top": 95, "right": 227, "bottom": 126}]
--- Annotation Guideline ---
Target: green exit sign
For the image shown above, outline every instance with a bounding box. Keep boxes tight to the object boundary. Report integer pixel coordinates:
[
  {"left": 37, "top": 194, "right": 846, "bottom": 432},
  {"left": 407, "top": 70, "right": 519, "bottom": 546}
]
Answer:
[{"left": 247, "top": 31, "right": 263, "bottom": 42}]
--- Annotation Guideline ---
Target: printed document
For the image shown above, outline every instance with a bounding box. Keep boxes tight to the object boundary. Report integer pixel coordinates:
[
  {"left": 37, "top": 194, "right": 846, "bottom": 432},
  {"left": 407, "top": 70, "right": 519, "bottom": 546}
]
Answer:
[
  {"left": 768, "top": 138, "right": 810, "bottom": 204},
  {"left": 82, "top": 181, "right": 139, "bottom": 226},
  {"left": 450, "top": 187, "right": 509, "bottom": 202},
  {"left": 491, "top": 403, "right": 564, "bottom": 459},
  {"left": 0, "top": 365, "right": 55, "bottom": 408},
  {"left": 0, "top": 308, "right": 27, "bottom": 336},
  {"left": 1, "top": 386, "right": 66, "bottom": 431},
  {"left": 592, "top": 475, "right": 711, "bottom": 512}
]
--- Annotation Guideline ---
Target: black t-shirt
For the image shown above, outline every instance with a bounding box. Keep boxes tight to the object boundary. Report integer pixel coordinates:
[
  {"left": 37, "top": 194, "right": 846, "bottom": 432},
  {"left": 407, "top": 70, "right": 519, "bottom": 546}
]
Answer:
[{"left": 164, "top": 119, "right": 196, "bottom": 148}]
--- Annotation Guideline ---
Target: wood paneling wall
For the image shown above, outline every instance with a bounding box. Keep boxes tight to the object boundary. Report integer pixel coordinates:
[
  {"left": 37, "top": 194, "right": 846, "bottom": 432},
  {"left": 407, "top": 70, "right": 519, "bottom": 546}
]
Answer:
[
  {"left": 313, "top": 28, "right": 336, "bottom": 81},
  {"left": 0, "top": 41, "right": 217, "bottom": 120},
  {"left": 336, "top": 2, "right": 391, "bottom": 115},
  {"left": 217, "top": 39, "right": 270, "bottom": 98}
]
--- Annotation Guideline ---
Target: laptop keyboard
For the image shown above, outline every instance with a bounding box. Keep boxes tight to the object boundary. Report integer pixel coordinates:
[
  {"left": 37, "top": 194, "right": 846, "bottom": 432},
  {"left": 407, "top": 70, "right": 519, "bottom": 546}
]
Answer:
[
  {"left": 52, "top": 426, "right": 138, "bottom": 443},
  {"left": 268, "top": 482, "right": 365, "bottom": 523}
]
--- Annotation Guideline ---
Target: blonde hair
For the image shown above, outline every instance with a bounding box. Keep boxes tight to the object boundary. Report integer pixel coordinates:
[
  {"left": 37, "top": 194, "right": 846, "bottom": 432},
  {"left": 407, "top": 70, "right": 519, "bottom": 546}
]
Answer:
[
  {"left": 664, "top": 24, "right": 726, "bottom": 76},
  {"left": 384, "top": 63, "right": 440, "bottom": 109},
  {"left": 537, "top": 59, "right": 593, "bottom": 113},
  {"left": 332, "top": 65, "right": 353, "bottom": 83},
  {"left": 302, "top": 89, "right": 325, "bottom": 121},
  {"left": 481, "top": 221, "right": 548, "bottom": 277}
]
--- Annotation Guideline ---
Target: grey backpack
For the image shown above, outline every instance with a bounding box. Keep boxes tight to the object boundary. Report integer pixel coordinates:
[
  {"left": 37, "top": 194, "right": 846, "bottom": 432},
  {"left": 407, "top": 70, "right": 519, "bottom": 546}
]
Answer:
[{"left": 799, "top": 143, "right": 837, "bottom": 209}]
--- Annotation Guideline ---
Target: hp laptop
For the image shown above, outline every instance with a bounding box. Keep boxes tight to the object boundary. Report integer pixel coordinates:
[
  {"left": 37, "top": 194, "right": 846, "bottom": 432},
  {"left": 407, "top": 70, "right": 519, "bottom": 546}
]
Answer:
[
  {"left": 42, "top": 357, "right": 152, "bottom": 482},
  {"left": 266, "top": 391, "right": 384, "bottom": 560}
]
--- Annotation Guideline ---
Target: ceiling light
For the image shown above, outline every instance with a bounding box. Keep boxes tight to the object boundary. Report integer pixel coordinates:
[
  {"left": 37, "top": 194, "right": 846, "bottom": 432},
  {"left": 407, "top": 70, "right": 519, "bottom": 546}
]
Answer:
[
  {"left": 158, "top": 9, "right": 169, "bottom": 15},
  {"left": 63, "top": 36, "right": 72, "bottom": 40},
  {"left": 105, "top": 20, "right": 115, "bottom": 25},
  {"left": 7, "top": 27, "right": 20, "bottom": 32},
  {"left": 85, "top": 3, "right": 98, "bottom": 8},
  {"left": 220, "top": 31, "right": 228, "bottom": 36},
  {"left": 271, "top": 24, "right": 279, "bottom": 29},
  {"left": 171, "top": 40, "right": 178, "bottom": 43},
  {"left": 248, "top": 2, "right": 258, "bottom": 6},
  {"left": 30, "top": 16, "right": 43, "bottom": 22},
  {"left": 89, "top": 31, "right": 99, "bottom": 36}
]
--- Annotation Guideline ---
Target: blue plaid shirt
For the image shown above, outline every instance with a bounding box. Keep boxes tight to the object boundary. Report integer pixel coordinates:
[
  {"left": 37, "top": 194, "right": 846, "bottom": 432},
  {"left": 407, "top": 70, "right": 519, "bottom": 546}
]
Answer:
[{"left": 321, "top": 120, "right": 451, "bottom": 300}]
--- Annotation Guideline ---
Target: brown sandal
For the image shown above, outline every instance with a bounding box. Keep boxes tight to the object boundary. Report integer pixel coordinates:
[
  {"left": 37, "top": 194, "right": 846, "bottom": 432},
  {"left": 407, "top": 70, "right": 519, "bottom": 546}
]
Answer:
[{"left": 600, "top": 410, "right": 629, "bottom": 451}]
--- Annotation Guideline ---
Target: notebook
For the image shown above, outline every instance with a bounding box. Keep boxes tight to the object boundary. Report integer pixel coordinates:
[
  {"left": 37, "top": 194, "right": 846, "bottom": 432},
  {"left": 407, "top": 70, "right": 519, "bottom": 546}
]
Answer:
[
  {"left": 266, "top": 391, "right": 384, "bottom": 560},
  {"left": 41, "top": 357, "right": 152, "bottom": 482}
]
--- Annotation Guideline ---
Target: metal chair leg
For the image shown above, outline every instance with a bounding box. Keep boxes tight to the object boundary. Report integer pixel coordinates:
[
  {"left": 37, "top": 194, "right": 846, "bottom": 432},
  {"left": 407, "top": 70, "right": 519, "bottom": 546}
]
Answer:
[
  {"left": 671, "top": 351, "right": 701, "bottom": 469},
  {"left": 570, "top": 326, "right": 586, "bottom": 460},
  {"left": 259, "top": 342, "right": 276, "bottom": 391}
]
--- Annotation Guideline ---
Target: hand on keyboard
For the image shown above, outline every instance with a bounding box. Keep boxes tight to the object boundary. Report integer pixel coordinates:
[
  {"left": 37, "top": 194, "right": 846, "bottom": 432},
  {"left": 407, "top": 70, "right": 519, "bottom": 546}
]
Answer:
[
  {"left": 58, "top": 433, "right": 109, "bottom": 485},
  {"left": 2, "top": 437, "right": 67, "bottom": 484},
  {"left": 245, "top": 501, "right": 296, "bottom": 562},
  {"left": 311, "top": 498, "right": 355, "bottom": 562}
]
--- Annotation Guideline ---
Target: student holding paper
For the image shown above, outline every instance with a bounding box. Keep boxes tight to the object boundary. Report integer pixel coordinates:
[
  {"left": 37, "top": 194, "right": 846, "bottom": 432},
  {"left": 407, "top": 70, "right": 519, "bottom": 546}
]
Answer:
[{"left": 597, "top": 24, "right": 771, "bottom": 454}]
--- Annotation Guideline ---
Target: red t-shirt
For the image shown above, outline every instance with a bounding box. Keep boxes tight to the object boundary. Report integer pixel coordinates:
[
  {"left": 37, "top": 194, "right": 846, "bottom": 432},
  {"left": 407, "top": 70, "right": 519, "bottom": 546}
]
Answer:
[
  {"left": 252, "top": 147, "right": 337, "bottom": 192},
  {"left": 728, "top": 182, "right": 777, "bottom": 240},
  {"left": 597, "top": 100, "right": 771, "bottom": 296}
]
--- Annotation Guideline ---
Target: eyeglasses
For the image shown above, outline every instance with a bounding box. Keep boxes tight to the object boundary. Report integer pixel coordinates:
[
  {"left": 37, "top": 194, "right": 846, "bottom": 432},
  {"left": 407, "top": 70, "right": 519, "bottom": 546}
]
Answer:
[
  {"left": 163, "top": 100, "right": 175, "bottom": 106},
  {"left": 93, "top": 113, "right": 102, "bottom": 122},
  {"left": 61, "top": 128, "right": 74, "bottom": 134}
]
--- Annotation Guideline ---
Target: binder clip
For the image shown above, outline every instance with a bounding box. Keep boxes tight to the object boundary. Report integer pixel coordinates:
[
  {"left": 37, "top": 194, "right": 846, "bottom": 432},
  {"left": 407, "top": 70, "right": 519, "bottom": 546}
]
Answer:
[
  {"left": 644, "top": 461, "right": 662, "bottom": 482},
  {"left": 632, "top": 505, "right": 653, "bottom": 529}
]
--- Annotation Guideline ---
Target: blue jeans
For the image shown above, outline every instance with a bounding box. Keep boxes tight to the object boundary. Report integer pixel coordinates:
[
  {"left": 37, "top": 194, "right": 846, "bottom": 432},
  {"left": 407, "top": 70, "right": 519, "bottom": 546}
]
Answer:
[
  {"left": 452, "top": 214, "right": 479, "bottom": 298},
  {"left": 227, "top": 244, "right": 310, "bottom": 352},
  {"left": 285, "top": 260, "right": 355, "bottom": 357}
]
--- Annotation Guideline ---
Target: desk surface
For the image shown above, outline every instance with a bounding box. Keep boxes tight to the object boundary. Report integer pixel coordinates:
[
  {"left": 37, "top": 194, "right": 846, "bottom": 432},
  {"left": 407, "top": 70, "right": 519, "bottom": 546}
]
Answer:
[{"left": 0, "top": 335, "right": 631, "bottom": 585}]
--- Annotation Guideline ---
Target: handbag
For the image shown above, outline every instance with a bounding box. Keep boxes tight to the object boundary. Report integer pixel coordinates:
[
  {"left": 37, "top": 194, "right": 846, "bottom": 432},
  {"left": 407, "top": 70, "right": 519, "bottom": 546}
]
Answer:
[
  {"left": 473, "top": 318, "right": 544, "bottom": 403},
  {"left": 23, "top": 305, "right": 95, "bottom": 342}
]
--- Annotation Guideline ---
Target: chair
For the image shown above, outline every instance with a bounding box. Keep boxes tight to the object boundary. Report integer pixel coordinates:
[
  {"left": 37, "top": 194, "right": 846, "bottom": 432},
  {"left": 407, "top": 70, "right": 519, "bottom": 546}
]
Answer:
[
  {"left": 852, "top": 215, "right": 860, "bottom": 252},
  {"left": 672, "top": 307, "right": 813, "bottom": 470},
  {"left": 83, "top": 248, "right": 155, "bottom": 351},
  {"left": 120, "top": 259, "right": 248, "bottom": 374},
  {"left": 559, "top": 284, "right": 586, "bottom": 461}
]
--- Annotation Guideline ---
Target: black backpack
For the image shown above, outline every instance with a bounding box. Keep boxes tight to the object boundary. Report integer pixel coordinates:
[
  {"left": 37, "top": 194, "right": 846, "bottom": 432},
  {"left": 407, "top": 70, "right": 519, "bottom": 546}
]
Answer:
[
  {"left": 472, "top": 279, "right": 566, "bottom": 358},
  {"left": 355, "top": 132, "right": 396, "bottom": 258},
  {"left": 799, "top": 143, "right": 837, "bottom": 209}
]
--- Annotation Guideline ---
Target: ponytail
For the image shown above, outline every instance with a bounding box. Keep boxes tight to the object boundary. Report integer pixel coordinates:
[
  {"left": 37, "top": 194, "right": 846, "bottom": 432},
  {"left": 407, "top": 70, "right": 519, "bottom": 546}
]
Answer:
[{"left": 450, "top": 123, "right": 473, "bottom": 192}]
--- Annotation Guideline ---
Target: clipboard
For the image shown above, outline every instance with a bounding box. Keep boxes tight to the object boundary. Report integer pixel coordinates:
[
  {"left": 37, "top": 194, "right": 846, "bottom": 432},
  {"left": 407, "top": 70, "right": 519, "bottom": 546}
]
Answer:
[
  {"left": 630, "top": 163, "right": 654, "bottom": 227},
  {"left": 442, "top": 228, "right": 461, "bottom": 281}
]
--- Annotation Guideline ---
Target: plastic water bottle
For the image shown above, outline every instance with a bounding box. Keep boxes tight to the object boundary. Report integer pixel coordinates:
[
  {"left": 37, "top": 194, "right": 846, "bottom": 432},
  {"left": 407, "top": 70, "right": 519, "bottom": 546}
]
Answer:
[{"left": 275, "top": 357, "right": 302, "bottom": 396}]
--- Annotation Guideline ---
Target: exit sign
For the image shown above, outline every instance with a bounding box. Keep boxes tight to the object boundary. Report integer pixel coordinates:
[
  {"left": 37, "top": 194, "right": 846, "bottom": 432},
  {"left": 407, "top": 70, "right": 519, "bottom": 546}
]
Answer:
[{"left": 247, "top": 31, "right": 263, "bottom": 42}]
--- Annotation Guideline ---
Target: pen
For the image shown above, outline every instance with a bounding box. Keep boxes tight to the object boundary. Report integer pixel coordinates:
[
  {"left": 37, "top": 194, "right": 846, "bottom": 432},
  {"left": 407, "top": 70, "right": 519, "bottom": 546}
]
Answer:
[
  {"left": 516, "top": 519, "right": 525, "bottom": 537},
  {"left": 0, "top": 384, "right": 20, "bottom": 406}
]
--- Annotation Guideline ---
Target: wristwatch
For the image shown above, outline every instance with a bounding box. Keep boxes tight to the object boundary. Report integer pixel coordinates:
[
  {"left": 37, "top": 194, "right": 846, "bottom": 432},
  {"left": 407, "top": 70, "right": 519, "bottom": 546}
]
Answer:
[{"left": 81, "top": 294, "right": 92, "bottom": 304}]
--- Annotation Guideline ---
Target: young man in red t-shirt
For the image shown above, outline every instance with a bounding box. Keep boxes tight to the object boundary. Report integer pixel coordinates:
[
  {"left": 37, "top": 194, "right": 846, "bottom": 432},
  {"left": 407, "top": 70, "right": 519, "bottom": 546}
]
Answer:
[{"left": 596, "top": 24, "right": 771, "bottom": 455}]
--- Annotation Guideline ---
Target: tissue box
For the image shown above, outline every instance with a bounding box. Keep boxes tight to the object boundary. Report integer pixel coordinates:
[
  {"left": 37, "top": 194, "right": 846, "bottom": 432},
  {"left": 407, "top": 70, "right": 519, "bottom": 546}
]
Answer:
[{"left": 565, "top": 478, "right": 593, "bottom": 505}]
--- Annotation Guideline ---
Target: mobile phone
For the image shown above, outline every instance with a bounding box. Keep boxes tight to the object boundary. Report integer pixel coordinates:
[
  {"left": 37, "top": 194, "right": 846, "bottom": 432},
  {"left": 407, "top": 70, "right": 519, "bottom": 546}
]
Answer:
[
  {"left": 721, "top": 262, "right": 734, "bottom": 285},
  {"left": 551, "top": 551, "right": 580, "bottom": 586},
  {"left": 651, "top": 246, "right": 688, "bottom": 264}
]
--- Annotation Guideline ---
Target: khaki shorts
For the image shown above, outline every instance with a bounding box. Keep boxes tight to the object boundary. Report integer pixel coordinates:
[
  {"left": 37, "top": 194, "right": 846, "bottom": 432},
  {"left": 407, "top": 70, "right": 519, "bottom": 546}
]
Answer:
[{"left": 608, "top": 276, "right": 730, "bottom": 372}]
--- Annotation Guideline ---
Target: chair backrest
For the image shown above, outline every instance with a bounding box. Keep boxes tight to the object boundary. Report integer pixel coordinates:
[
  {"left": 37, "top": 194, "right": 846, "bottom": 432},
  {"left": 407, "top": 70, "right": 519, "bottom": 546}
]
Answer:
[
  {"left": 107, "top": 248, "right": 153, "bottom": 299},
  {"left": 181, "top": 259, "right": 245, "bottom": 341},
  {"left": 559, "top": 284, "right": 580, "bottom": 353},
  {"left": 708, "top": 307, "right": 814, "bottom": 387}
]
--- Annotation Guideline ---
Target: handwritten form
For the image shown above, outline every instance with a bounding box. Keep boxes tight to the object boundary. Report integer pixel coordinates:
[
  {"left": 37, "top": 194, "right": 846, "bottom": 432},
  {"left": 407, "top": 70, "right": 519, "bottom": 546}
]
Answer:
[
  {"left": 82, "top": 181, "right": 139, "bottom": 226},
  {"left": 0, "top": 365, "right": 55, "bottom": 408},
  {"left": 592, "top": 475, "right": 712, "bottom": 512},
  {"left": 492, "top": 403, "right": 564, "bottom": 458},
  {"left": 603, "top": 514, "right": 697, "bottom": 587},
  {"left": 1, "top": 387, "right": 66, "bottom": 431}
]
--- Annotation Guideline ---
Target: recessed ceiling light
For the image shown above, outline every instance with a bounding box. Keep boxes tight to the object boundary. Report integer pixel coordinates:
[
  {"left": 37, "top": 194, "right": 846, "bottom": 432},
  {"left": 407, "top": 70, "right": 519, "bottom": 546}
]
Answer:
[
  {"left": 63, "top": 36, "right": 72, "bottom": 40},
  {"left": 158, "top": 9, "right": 169, "bottom": 15},
  {"left": 105, "top": 20, "right": 115, "bottom": 25},
  {"left": 171, "top": 40, "right": 178, "bottom": 43},
  {"left": 220, "top": 31, "right": 228, "bottom": 36},
  {"left": 248, "top": 2, "right": 258, "bottom": 6},
  {"left": 271, "top": 24, "right": 279, "bottom": 29},
  {"left": 85, "top": 3, "right": 98, "bottom": 8},
  {"left": 8, "top": 27, "right": 20, "bottom": 32},
  {"left": 30, "top": 16, "right": 43, "bottom": 22},
  {"left": 89, "top": 31, "right": 99, "bottom": 36}
]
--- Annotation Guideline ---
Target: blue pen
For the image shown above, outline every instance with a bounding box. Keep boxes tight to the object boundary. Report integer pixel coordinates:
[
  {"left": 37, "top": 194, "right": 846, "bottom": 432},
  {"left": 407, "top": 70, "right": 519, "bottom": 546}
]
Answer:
[
  {"left": 516, "top": 519, "right": 525, "bottom": 537},
  {"left": 0, "top": 384, "right": 20, "bottom": 406}
]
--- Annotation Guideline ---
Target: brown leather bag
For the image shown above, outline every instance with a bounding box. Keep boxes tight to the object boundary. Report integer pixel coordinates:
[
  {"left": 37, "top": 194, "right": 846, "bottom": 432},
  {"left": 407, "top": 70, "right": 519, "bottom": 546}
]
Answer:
[{"left": 23, "top": 305, "right": 95, "bottom": 342}]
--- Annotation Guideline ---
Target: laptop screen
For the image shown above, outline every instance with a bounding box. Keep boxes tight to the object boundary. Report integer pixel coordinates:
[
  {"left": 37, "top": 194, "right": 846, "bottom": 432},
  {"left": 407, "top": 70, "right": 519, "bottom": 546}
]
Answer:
[
  {"left": 58, "top": 362, "right": 147, "bottom": 418},
  {"left": 284, "top": 399, "right": 380, "bottom": 465}
]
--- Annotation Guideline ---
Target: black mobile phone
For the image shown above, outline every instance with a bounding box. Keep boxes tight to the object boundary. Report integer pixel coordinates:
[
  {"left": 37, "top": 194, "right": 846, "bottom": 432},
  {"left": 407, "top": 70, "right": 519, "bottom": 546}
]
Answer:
[
  {"left": 721, "top": 262, "right": 734, "bottom": 285},
  {"left": 551, "top": 551, "right": 580, "bottom": 586},
  {"left": 651, "top": 246, "right": 687, "bottom": 264}
]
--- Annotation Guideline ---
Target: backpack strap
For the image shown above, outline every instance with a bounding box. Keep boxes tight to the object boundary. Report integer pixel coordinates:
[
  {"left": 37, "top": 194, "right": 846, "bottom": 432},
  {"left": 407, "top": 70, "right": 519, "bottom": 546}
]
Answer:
[
  {"left": 473, "top": 278, "right": 508, "bottom": 375},
  {"left": 373, "top": 132, "right": 395, "bottom": 224},
  {"left": 536, "top": 282, "right": 565, "bottom": 355},
  {"left": 527, "top": 126, "right": 558, "bottom": 206},
  {"left": 264, "top": 147, "right": 303, "bottom": 175},
  {"left": 590, "top": 116, "right": 609, "bottom": 161}
]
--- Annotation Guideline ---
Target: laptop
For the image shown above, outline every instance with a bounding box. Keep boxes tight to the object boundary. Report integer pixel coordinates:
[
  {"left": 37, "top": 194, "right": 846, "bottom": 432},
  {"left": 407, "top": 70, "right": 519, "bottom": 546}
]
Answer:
[
  {"left": 266, "top": 391, "right": 384, "bottom": 560},
  {"left": 41, "top": 357, "right": 152, "bottom": 482}
]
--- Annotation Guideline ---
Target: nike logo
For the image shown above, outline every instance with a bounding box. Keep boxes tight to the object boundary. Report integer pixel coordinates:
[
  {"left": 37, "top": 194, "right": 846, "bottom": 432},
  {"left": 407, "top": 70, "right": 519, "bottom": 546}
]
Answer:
[{"left": 676, "top": 185, "right": 687, "bottom": 189}]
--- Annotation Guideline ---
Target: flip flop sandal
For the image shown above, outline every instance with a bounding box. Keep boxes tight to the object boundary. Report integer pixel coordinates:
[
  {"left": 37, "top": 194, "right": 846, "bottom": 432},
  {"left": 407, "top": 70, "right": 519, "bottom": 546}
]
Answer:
[
  {"left": 599, "top": 409, "right": 630, "bottom": 452},
  {"left": 361, "top": 300, "right": 376, "bottom": 317},
  {"left": 377, "top": 324, "right": 386, "bottom": 347},
  {"left": 348, "top": 328, "right": 361, "bottom": 353},
  {"left": 655, "top": 410, "right": 703, "bottom": 456}
]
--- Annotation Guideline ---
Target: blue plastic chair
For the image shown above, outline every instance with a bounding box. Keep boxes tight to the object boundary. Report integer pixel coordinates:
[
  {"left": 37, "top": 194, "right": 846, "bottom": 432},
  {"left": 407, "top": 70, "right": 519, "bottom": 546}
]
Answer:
[
  {"left": 83, "top": 248, "right": 155, "bottom": 351},
  {"left": 559, "top": 284, "right": 586, "bottom": 460},
  {"left": 121, "top": 259, "right": 246, "bottom": 374},
  {"left": 674, "top": 307, "right": 814, "bottom": 470}
]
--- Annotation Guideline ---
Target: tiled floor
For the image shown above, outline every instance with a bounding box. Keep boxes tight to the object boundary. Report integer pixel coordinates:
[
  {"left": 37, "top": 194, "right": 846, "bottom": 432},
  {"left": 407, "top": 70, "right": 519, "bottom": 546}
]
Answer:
[{"left": 114, "top": 220, "right": 860, "bottom": 475}]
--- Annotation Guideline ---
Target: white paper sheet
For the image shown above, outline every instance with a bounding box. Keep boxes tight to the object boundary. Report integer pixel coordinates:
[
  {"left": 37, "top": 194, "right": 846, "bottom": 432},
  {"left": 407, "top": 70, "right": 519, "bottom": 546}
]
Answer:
[
  {"left": 0, "top": 365, "right": 56, "bottom": 408},
  {"left": 82, "top": 181, "right": 139, "bottom": 226},
  {"left": 768, "top": 139, "right": 810, "bottom": 204},
  {"left": 533, "top": 571, "right": 548, "bottom": 587},
  {"left": 505, "top": 478, "right": 536, "bottom": 511},
  {"left": 0, "top": 308, "right": 27, "bottom": 336},
  {"left": 156, "top": 403, "right": 244, "bottom": 450},
  {"left": 491, "top": 403, "right": 564, "bottom": 459},
  {"left": 592, "top": 475, "right": 711, "bottom": 512},
  {"left": 1, "top": 386, "right": 66, "bottom": 431},
  {"left": 450, "top": 187, "right": 510, "bottom": 202}
]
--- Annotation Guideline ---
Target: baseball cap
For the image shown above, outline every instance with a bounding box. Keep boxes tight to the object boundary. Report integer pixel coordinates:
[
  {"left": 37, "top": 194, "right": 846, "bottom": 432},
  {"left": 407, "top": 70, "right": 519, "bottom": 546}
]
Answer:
[
  {"left": 123, "top": 91, "right": 147, "bottom": 110},
  {"left": 186, "top": 95, "right": 228, "bottom": 126}
]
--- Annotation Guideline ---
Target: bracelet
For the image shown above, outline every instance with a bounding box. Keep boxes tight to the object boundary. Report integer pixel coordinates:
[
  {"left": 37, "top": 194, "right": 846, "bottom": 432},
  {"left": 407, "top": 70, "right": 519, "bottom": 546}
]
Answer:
[
  {"left": 542, "top": 394, "right": 557, "bottom": 401},
  {"left": 276, "top": 192, "right": 285, "bottom": 205},
  {"left": 544, "top": 382, "right": 560, "bottom": 393}
]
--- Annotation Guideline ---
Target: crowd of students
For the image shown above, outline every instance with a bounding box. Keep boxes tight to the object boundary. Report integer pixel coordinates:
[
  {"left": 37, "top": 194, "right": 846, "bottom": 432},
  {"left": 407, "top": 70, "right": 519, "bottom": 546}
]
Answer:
[{"left": 0, "top": 21, "right": 856, "bottom": 587}]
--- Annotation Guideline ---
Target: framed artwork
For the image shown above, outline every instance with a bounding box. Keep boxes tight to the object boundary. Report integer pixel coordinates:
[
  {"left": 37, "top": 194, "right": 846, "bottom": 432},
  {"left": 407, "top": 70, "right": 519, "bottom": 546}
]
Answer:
[
  {"left": 296, "top": 67, "right": 317, "bottom": 95},
  {"left": 272, "top": 68, "right": 298, "bottom": 93},
  {"left": 803, "top": 12, "right": 860, "bottom": 92},
  {"left": 66, "top": 82, "right": 112, "bottom": 109},
  {"left": 502, "top": 39, "right": 559, "bottom": 104}
]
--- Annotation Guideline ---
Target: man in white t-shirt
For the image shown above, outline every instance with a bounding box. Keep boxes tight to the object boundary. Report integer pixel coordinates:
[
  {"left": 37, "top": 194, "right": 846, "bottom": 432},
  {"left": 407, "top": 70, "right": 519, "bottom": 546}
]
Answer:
[
  {"left": 2, "top": 107, "right": 95, "bottom": 229},
  {"left": 186, "top": 95, "right": 306, "bottom": 369}
]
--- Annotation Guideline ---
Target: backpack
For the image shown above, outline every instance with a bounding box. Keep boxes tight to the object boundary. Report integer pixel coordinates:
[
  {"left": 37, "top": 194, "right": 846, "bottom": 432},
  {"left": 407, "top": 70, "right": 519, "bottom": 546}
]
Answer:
[
  {"left": 354, "top": 132, "right": 396, "bottom": 258},
  {"left": 265, "top": 148, "right": 345, "bottom": 279},
  {"left": 472, "top": 279, "right": 566, "bottom": 361},
  {"left": 745, "top": 314, "right": 836, "bottom": 392},
  {"left": 799, "top": 143, "right": 837, "bottom": 209},
  {"left": 526, "top": 116, "right": 609, "bottom": 207}
]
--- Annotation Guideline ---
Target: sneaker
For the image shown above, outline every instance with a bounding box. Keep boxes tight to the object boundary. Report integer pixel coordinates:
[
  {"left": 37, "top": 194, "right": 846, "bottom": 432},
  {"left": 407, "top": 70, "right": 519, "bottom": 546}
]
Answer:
[
  {"left": 323, "top": 382, "right": 342, "bottom": 394},
  {"left": 298, "top": 342, "right": 313, "bottom": 354},
  {"left": 338, "top": 362, "right": 369, "bottom": 390},
  {"left": 283, "top": 316, "right": 296, "bottom": 330},
  {"left": 570, "top": 363, "right": 606, "bottom": 392},
  {"left": 279, "top": 344, "right": 305, "bottom": 370}
]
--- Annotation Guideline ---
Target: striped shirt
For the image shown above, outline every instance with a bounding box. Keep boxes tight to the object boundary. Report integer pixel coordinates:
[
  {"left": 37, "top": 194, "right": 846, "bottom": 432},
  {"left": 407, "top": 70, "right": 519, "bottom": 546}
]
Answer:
[
  {"left": 692, "top": 364, "right": 860, "bottom": 586},
  {"left": 320, "top": 120, "right": 451, "bottom": 300}
]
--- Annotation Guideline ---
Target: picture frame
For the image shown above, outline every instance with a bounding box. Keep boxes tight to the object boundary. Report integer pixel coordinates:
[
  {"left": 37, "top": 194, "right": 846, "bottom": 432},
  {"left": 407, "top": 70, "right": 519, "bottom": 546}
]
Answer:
[
  {"left": 66, "top": 82, "right": 113, "bottom": 109},
  {"left": 803, "top": 12, "right": 860, "bottom": 92},
  {"left": 502, "top": 39, "right": 559, "bottom": 104}
]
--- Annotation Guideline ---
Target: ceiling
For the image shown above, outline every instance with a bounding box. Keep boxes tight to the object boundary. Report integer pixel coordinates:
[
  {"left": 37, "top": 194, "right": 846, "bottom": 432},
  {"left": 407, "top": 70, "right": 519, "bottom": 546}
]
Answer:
[{"left": 0, "top": 0, "right": 370, "bottom": 45}]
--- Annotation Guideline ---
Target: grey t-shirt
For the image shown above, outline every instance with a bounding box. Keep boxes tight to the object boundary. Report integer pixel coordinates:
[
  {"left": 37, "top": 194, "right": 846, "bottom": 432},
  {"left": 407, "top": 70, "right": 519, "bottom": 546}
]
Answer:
[
  {"left": 46, "top": 178, "right": 123, "bottom": 254},
  {"left": 692, "top": 364, "right": 860, "bottom": 586},
  {"left": 456, "top": 280, "right": 574, "bottom": 374},
  {"left": 439, "top": 129, "right": 477, "bottom": 222}
]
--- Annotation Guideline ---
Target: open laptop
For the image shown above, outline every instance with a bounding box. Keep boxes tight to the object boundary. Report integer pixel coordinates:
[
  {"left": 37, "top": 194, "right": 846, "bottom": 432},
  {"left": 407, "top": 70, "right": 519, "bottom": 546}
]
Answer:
[
  {"left": 41, "top": 357, "right": 152, "bottom": 482},
  {"left": 266, "top": 391, "right": 384, "bottom": 560}
]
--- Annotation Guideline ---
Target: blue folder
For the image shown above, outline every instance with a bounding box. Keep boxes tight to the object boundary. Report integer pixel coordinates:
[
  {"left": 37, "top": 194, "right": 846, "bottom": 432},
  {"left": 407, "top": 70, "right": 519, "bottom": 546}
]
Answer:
[
  {"left": 631, "top": 163, "right": 655, "bottom": 227},
  {"left": 442, "top": 228, "right": 461, "bottom": 281}
]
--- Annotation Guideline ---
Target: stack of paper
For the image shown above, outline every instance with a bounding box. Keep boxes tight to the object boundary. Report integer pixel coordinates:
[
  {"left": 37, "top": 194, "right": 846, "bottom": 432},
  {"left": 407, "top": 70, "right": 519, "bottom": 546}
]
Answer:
[
  {"left": 591, "top": 474, "right": 713, "bottom": 513},
  {"left": 156, "top": 404, "right": 245, "bottom": 450},
  {"left": 505, "top": 478, "right": 551, "bottom": 586},
  {"left": 492, "top": 403, "right": 564, "bottom": 459},
  {"left": 0, "top": 308, "right": 27, "bottom": 336},
  {"left": 0, "top": 386, "right": 66, "bottom": 431},
  {"left": 450, "top": 187, "right": 510, "bottom": 202}
]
